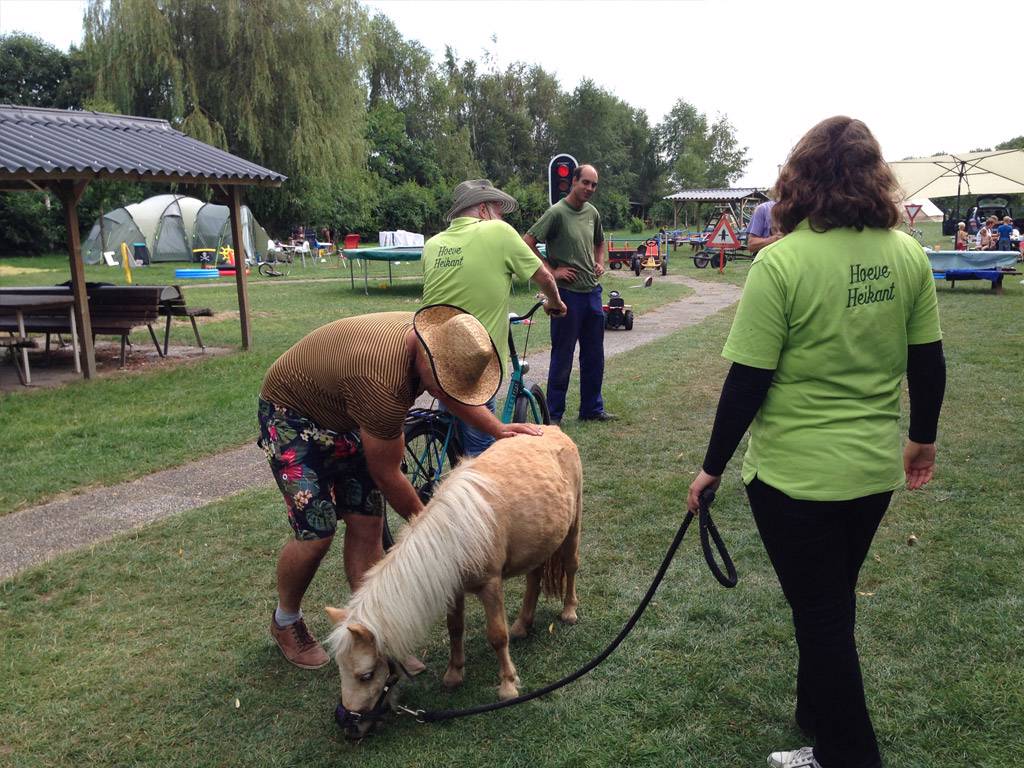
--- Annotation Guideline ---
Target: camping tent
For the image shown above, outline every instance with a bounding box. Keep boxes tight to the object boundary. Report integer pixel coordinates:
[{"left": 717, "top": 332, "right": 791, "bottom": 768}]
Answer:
[{"left": 82, "top": 193, "right": 271, "bottom": 263}]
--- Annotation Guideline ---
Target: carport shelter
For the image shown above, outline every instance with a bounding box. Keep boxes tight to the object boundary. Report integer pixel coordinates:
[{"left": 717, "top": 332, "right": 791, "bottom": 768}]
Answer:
[
  {"left": 663, "top": 188, "right": 769, "bottom": 230},
  {"left": 0, "top": 105, "right": 286, "bottom": 378}
]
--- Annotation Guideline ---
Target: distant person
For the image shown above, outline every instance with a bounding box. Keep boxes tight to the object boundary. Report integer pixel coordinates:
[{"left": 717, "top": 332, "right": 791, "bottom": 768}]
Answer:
[
  {"left": 687, "top": 116, "right": 944, "bottom": 768},
  {"left": 995, "top": 216, "right": 1014, "bottom": 252},
  {"left": 524, "top": 164, "right": 615, "bottom": 423},
  {"left": 954, "top": 221, "right": 969, "bottom": 250},
  {"left": 977, "top": 218, "right": 994, "bottom": 250},
  {"left": 260, "top": 308, "right": 541, "bottom": 670},
  {"left": 747, "top": 199, "right": 780, "bottom": 254},
  {"left": 422, "top": 179, "right": 565, "bottom": 455}
]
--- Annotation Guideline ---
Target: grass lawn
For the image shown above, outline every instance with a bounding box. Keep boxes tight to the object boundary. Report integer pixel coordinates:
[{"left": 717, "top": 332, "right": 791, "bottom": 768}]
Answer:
[
  {"left": 0, "top": 255, "right": 692, "bottom": 513},
  {"left": 1, "top": 256, "right": 1021, "bottom": 766}
]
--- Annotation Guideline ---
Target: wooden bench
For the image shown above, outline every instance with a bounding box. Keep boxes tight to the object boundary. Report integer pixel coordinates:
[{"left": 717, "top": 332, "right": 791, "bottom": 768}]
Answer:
[
  {"left": 0, "top": 285, "right": 165, "bottom": 367},
  {"left": 153, "top": 287, "right": 214, "bottom": 354},
  {"left": 933, "top": 268, "right": 1023, "bottom": 294}
]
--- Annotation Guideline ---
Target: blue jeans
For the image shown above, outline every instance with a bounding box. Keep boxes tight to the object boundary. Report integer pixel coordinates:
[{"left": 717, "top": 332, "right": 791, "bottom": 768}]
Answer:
[
  {"left": 439, "top": 398, "right": 496, "bottom": 457},
  {"left": 547, "top": 285, "right": 605, "bottom": 421}
]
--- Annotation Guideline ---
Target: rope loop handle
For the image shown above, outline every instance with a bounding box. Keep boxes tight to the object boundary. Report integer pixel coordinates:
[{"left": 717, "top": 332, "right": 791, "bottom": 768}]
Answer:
[{"left": 697, "top": 489, "right": 737, "bottom": 588}]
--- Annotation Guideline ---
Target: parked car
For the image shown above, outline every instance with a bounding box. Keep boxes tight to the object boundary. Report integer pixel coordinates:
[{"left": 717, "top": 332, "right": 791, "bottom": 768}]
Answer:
[{"left": 942, "top": 196, "right": 1022, "bottom": 236}]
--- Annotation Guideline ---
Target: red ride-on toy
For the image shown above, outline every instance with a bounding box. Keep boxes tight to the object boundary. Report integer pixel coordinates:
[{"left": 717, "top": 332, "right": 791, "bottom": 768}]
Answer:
[
  {"left": 630, "top": 239, "right": 668, "bottom": 276},
  {"left": 603, "top": 290, "right": 634, "bottom": 330}
]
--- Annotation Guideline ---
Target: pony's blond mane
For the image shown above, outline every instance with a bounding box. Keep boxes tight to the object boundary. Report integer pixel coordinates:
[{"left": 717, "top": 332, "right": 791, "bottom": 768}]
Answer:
[{"left": 326, "top": 461, "right": 497, "bottom": 659}]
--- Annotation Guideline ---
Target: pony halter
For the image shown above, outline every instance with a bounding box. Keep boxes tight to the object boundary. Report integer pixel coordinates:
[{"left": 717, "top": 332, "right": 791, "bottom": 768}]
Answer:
[{"left": 334, "top": 658, "right": 405, "bottom": 740}]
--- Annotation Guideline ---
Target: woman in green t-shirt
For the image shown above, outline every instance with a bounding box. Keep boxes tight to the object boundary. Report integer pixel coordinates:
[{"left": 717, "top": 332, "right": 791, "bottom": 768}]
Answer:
[{"left": 687, "top": 117, "right": 945, "bottom": 768}]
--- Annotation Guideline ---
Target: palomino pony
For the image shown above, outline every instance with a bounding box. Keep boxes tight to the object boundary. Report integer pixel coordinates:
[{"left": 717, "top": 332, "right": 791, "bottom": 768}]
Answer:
[{"left": 325, "top": 426, "right": 582, "bottom": 735}]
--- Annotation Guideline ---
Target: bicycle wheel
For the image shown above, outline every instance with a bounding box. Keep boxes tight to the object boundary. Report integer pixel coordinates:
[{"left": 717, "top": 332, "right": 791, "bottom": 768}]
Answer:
[
  {"left": 693, "top": 253, "right": 710, "bottom": 269},
  {"left": 512, "top": 383, "right": 551, "bottom": 425},
  {"left": 258, "top": 261, "right": 284, "bottom": 278},
  {"left": 382, "top": 417, "right": 461, "bottom": 549}
]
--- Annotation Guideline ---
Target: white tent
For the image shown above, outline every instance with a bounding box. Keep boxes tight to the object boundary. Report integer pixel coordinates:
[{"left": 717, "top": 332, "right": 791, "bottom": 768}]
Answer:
[
  {"left": 902, "top": 198, "right": 944, "bottom": 222},
  {"left": 82, "top": 193, "right": 271, "bottom": 263}
]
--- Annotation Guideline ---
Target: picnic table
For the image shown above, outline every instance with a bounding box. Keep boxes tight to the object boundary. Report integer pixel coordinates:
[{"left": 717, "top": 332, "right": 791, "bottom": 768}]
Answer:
[
  {"left": 0, "top": 284, "right": 212, "bottom": 370},
  {"left": 927, "top": 251, "right": 1021, "bottom": 294},
  {"left": 0, "top": 294, "right": 79, "bottom": 385}
]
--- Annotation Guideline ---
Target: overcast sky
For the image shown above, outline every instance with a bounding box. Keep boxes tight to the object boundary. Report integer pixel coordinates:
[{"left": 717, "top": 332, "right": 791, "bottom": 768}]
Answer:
[{"left": 2, "top": 0, "right": 1018, "bottom": 188}]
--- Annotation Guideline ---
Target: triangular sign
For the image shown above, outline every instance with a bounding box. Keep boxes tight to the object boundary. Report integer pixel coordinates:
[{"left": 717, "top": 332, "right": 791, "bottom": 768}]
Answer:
[
  {"left": 904, "top": 203, "right": 923, "bottom": 225},
  {"left": 706, "top": 214, "right": 741, "bottom": 250}
]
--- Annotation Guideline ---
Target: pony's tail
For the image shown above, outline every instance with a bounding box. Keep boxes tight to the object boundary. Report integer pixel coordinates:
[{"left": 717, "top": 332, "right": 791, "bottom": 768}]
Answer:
[
  {"left": 543, "top": 472, "right": 583, "bottom": 598},
  {"left": 541, "top": 548, "right": 566, "bottom": 598}
]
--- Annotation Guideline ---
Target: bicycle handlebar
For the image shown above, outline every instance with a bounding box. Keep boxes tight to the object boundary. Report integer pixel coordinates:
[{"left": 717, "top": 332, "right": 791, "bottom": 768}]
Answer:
[{"left": 509, "top": 301, "right": 546, "bottom": 324}]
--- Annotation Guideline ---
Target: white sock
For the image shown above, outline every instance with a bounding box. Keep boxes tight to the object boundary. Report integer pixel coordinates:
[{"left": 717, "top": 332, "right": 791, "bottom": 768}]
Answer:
[{"left": 274, "top": 605, "right": 302, "bottom": 627}]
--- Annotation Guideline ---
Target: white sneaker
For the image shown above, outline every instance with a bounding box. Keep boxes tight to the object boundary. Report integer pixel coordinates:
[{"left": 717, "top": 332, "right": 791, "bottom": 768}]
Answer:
[{"left": 768, "top": 747, "right": 822, "bottom": 768}]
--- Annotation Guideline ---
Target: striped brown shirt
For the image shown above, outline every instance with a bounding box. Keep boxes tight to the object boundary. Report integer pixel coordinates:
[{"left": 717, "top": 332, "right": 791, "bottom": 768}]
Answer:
[{"left": 260, "top": 312, "right": 416, "bottom": 439}]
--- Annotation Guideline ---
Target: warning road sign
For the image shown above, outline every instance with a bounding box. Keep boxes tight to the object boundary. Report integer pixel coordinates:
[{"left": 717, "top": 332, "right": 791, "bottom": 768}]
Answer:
[{"left": 706, "top": 214, "right": 741, "bottom": 250}]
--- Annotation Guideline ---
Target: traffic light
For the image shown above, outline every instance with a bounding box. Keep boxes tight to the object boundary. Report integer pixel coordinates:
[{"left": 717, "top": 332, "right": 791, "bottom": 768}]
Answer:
[{"left": 548, "top": 153, "right": 578, "bottom": 206}]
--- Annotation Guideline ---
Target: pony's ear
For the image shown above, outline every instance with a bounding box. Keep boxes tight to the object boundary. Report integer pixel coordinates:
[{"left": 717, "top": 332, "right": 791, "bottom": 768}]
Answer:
[
  {"left": 325, "top": 606, "right": 348, "bottom": 625},
  {"left": 347, "top": 622, "right": 375, "bottom": 646}
]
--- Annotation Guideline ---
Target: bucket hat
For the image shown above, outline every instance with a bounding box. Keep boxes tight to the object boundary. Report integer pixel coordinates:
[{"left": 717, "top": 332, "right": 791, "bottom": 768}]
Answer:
[
  {"left": 445, "top": 179, "right": 519, "bottom": 222},
  {"left": 413, "top": 304, "right": 501, "bottom": 406}
]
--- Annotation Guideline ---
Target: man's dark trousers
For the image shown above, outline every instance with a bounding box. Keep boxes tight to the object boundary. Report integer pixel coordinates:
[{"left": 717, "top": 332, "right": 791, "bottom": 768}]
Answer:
[{"left": 546, "top": 285, "right": 605, "bottom": 421}]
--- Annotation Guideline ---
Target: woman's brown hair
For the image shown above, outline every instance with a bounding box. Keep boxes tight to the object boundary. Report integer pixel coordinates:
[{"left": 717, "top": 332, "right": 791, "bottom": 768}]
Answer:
[{"left": 772, "top": 116, "right": 901, "bottom": 234}]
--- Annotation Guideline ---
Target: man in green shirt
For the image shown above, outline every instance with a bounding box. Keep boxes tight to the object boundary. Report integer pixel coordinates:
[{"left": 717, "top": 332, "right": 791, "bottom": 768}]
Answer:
[
  {"left": 524, "top": 164, "right": 614, "bottom": 423},
  {"left": 423, "top": 179, "right": 565, "bottom": 454}
]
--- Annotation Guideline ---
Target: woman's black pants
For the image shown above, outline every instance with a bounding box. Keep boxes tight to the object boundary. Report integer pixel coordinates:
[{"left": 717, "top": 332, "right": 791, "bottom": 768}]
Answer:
[{"left": 746, "top": 476, "right": 891, "bottom": 768}]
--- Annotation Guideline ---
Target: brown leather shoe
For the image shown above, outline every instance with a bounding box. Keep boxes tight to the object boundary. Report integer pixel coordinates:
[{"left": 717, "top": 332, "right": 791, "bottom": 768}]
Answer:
[{"left": 270, "top": 616, "right": 330, "bottom": 669}]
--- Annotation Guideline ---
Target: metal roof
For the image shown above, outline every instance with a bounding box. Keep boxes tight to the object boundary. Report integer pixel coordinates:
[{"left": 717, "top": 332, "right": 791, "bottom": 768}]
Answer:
[
  {"left": 664, "top": 188, "right": 767, "bottom": 202},
  {"left": 0, "top": 105, "right": 286, "bottom": 187}
]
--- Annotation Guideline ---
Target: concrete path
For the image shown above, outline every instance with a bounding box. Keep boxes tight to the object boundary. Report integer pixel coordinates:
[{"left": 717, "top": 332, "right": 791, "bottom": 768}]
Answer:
[{"left": 0, "top": 277, "right": 740, "bottom": 581}]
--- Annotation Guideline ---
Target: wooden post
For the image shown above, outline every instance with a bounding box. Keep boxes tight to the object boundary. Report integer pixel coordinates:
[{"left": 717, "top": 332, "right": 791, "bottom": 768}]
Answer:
[
  {"left": 227, "top": 185, "right": 253, "bottom": 350},
  {"left": 55, "top": 180, "right": 96, "bottom": 378}
]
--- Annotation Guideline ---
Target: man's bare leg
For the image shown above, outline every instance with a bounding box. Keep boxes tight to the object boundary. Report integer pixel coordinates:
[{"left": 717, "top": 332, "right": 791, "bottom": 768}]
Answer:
[{"left": 276, "top": 536, "right": 333, "bottom": 612}]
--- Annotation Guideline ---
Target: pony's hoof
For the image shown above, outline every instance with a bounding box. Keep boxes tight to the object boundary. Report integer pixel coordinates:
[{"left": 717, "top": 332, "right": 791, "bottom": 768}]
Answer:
[
  {"left": 560, "top": 609, "right": 578, "bottom": 625},
  {"left": 442, "top": 667, "right": 464, "bottom": 690},
  {"left": 497, "top": 681, "right": 519, "bottom": 700},
  {"left": 510, "top": 621, "right": 531, "bottom": 639}
]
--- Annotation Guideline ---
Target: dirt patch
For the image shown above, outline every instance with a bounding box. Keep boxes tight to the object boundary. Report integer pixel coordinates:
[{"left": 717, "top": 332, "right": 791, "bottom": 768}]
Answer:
[{"left": 0, "top": 341, "right": 233, "bottom": 393}]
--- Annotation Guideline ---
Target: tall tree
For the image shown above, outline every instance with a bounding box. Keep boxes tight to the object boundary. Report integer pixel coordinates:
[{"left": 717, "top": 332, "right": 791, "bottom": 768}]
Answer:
[
  {"left": 656, "top": 98, "right": 749, "bottom": 189},
  {"left": 83, "top": 0, "right": 374, "bottom": 231},
  {"left": 0, "top": 33, "right": 87, "bottom": 108}
]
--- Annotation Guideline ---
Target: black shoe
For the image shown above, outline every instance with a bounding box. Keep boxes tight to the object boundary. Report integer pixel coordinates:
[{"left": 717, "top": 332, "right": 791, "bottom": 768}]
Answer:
[{"left": 579, "top": 411, "right": 616, "bottom": 422}]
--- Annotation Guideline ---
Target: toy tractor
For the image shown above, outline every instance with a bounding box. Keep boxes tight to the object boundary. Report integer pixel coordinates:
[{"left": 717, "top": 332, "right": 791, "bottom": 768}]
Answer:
[
  {"left": 630, "top": 239, "right": 668, "bottom": 276},
  {"left": 603, "top": 290, "right": 634, "bottom": 330}
]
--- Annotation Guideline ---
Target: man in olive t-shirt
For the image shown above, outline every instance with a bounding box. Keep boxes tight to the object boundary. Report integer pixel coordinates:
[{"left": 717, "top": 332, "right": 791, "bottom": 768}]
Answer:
[
  {"left": 524, "top": 163, "right": 614, "bottom": 423},
  {"left": 423, "top": 179, "right": 564, "bottom": 454}
]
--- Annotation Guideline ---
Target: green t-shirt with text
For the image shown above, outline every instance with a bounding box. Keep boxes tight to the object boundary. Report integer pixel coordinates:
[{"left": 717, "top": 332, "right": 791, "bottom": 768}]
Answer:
[
  {"left": 722, "top": 223, "right": 942, "bottom": 501},
  {"left": 422, "top": 217, "right": 541, "bottom": 379},
  {"left": 527, "top": 199, "right": 604, "bottom": 293}
]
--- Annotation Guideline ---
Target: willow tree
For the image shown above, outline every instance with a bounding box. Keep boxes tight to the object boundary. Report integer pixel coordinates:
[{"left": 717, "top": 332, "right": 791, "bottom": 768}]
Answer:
[{"left": 83, "top": 0, "right": 373, "bottom": 230}]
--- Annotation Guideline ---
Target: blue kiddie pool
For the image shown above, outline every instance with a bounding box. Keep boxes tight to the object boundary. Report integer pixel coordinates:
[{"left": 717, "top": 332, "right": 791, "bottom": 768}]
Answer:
[{"left": 175, "top": 268, "right": 220, "bottom": 279}]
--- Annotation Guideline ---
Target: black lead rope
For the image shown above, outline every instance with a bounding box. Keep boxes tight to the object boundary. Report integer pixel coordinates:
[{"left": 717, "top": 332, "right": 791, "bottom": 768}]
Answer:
[{"left": 401, "top": 488, "right": 736, "bottom": 725}]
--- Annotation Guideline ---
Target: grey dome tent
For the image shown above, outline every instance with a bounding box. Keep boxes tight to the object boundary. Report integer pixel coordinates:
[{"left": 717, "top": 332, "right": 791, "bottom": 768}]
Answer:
[{"left": 83, "top": 193, "right": 271, "bottom": 264}]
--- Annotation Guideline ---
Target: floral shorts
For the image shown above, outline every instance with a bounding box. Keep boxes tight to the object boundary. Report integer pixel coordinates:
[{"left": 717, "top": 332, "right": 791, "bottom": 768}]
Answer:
[{"left": 257, "top": 398, "right": 384, "bottom": 541}]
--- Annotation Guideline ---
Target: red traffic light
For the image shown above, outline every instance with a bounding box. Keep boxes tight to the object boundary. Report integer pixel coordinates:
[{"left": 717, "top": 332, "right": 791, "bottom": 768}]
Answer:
[{"left": 548, "top": 152, "right": 578, "bottom": 206}]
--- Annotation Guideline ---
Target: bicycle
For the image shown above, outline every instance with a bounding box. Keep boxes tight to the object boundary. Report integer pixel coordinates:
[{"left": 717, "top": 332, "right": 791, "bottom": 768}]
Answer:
[
  {"left": 255, "top": 250, "right": 292, "bottom": 278},
  {"left": 382, "top": 300, "right": 551, "bottom": 548}
]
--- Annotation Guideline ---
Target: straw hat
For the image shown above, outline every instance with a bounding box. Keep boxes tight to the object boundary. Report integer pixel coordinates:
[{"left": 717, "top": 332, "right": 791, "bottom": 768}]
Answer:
[
  {"left": 445, "top": 179, "right": 519, "bottom": 222},
  {"left": 413, "top": 304, "right": 501, "bottom": 406}
]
